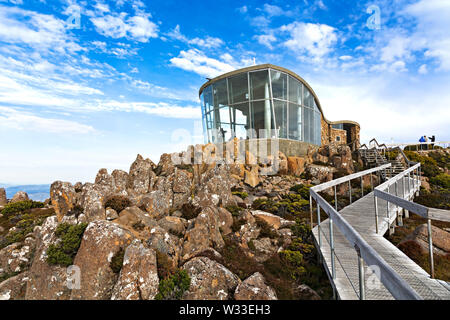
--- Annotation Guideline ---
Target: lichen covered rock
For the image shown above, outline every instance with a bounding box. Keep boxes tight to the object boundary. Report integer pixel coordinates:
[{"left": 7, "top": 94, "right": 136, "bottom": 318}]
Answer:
[{"left": 234, "top": 272, "right": 277, "bottom": 300}]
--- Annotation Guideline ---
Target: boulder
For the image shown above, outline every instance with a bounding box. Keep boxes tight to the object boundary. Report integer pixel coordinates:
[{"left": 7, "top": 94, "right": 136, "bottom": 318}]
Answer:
[
  {"left": 111, "top": 170, "right": 129, "bottom": 194},
  {"left": 251, "top": 210, "right": 295, "bottom": 230},
  {"left": 127, "top": 154, "right": 156, "bottom": 195},
  {"left": 50, "top": 181, "right": 76, "bottom": 221},
  {"left": 400, "top": 224, "right": 450, "bottom": 255},
  {"left": 95, "top": 168, "right": 115, "bottom": 191},
  {"left": 79, "top": 183, "right": 106, "bottom": 222},
  {"left": 111, "top": 240, "right": 159, "bottom": 300},
  {"left": 25, "top": 216, "right": 72, "bottom": 300},
  {"left": 0, "top": 237, "right": 35, "bottom": 276},
  {"left": 193, "top": 165, "right": 237, "bottom": 208},
  {"left": 158, "top": 216, "right": 187, "bottom": 236},
  {"left": 234, "top": 272, "right": 277, "bottom": 300},
  {"left": 182, "top": 207, "right": 225, "bottom": 262},
  {"left": 106, "top": 208, "right": 118, "bottom": 221},
  {"left": 278, "top": 152, "right": 288, "bottom": 175},
  {"left": 294, "top": 284, "right": 321, "bottom": 300},
  {"left": 251, "top": 238, "right": 279, "bottom": 263},
  {"left": 11, "top": 191, "right": 29, "bottom": 203},
  {"left": 0, "top": 271, "right": 29, "bottom": 300},
  {"left": 70, "top": 220, "right": 135, "bottom": 300},
  {"left": 113, "top": 206, "right": 157, "bottom": 239},
  {"left": 138, "top": 190, "right": 172, "bottom": 220},
  {"left": 244, "top": 166, "right": 260, "bottom": 188},
  {"left": 146, "top": 226, "right": 182, "bottom": 269},
  {"left": 287, "top": 157, "right": 306, "bottom": 176},
  {"left": 182, "top": 257, "right": 240, "bottom": 300},
  {"left": 305, "top": 164, "right": 336, "bottom": 183},
  {"left": 156, "top": 153, "right": 176, "bottom": 177},
  {"left": 217, "top": 207, "right": 233, "bottom": 235},
  {"left": 0, "top": 188, "right": 7, "bottom": 206}
]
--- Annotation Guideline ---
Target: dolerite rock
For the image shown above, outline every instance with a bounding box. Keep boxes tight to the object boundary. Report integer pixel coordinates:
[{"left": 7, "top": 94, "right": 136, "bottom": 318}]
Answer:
[
  {"left": 287, "top": 157, "right": 307, "bottom": 176},
  {"left": 146, "top": 226, "right": 182, "bottom": 269},
  {"left": 0, "top": 188, "right": 7, "bottom": 206},
  {"left": 25, "top": 216, "right": 71, "bottom": 300},
  {"left": 294, "top": 284, "right": 321, "bottom": 300},
  {"left": 11, "top": 191, "right": 29, "bottom": 203},
  {"left": 157, "top": 216, "right": 187, "bottom": 236},
  {"left": 251, "top": 210, "right": 295, "bottom": 230},
  {"left": 193, "top": 165, "right": 237, "bottom": 208},
  {"left": 71, "top": 220, "right": 135, "bottom": 300},
  {"left": 0, "top": 237, "right": 35, "bottom": 276},
  {"left": 182, "top": 207, "right": 225, "bottom": 262},
  {"left": 111, "top": 240, "right": 159, "bottom": 300},
  {"left": 305, "top": 164, "right": 336, "bottom": 183},
  {"left": 127, "top": 154, "right": 156, "bottom": 195},
  {"left": 234, "top": 272, "right": 277, "bottom": 300},
  {"left": 111, "top": 169, "right": 129, "bottom": 194},
  {"left": 106, "top": 208, "right": 119, "bottom": 221},
  {"left": 182, "top": 257, "right": 240, "bottom": 300},
  {"left": 244, "top": 166, "right": 260, "bottom": 188},
  {"left": 156, "top": 153, "right": 176, "bottom": 177},
  {"left": 216, "top": 207, "right": 233, "bottom": 235},
  {"left": 113, "top": 206, "right": 157, "bottom": 239},
  {"left": 80, "top": 183, "right": 106, "bottom": 222},
  {"left": 50, "top": 181, "right": 76, "bottom": 221},
  {"left": 172, "top": 169, "right": 192, "bottom": 209},
  {"left": 235, "top": 210, "right": 260, "bottom": 244},
  {"left": 278, "top": 152, "right": 288, "bottom": 175},
  {"left": 251, "top": 238, "right": 279, "bottom": 263},
  {"left": 0, "top": 271, "right": 29, "bottom": 300},
  {"left": 400, "top": 224, "right": 450, "bottom": 256}
]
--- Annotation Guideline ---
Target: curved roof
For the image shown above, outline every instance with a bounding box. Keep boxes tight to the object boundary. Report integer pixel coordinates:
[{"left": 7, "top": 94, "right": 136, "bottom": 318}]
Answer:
[{"left": 198, "top": 64, "right": 360, "bottom": 127}]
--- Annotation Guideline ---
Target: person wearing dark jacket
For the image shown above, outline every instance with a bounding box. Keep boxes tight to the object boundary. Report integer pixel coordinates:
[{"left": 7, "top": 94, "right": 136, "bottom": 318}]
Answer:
[{"left": 428, "top": 135, "right": 436, "bottom": 149}]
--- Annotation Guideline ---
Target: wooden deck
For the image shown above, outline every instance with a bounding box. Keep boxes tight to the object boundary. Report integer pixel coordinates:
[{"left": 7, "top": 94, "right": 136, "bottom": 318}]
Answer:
[{"left": 312, "top": 177, "right": 450, "bottom": 300}]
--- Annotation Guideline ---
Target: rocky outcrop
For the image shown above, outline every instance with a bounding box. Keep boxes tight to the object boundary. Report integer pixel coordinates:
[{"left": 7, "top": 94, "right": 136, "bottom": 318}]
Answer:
[
  {"left": 182, "top": 257, "right": 240, "bottom": 300},
  {"left": 252, "top": 210, "right": 295, "bottom": 230},
  {"left": 11, "top": 191, "right": 29, "bottom": 203},
  {"left": 294, "top": 284, "right": 321, "bottom": 300},
  {"left": 287, "top": 156, "right": 306, "bottom": 176},
  {"left": 127, "top": 154, "right": 156, "bottom": 195},
  {"left": 147, "top": 226, "right": 182, "bottom": 269},
  {"left": 25, "top": 216, "right": 71, "bottom": 300},
  {"left": 305, "top": 164, "right": 336, "bottom": 183},
  {"left": 0, "top": 188, "right": 7, "bottom": 206},
  {"left": 50, "top": 181, "right": 76, "bottom": 221},
  {"left": 111, "top": 240, "right": 159, "bottom": 300},
  {"left": 113, "top": 206, "right": 157, "bottom": 239},
  {"left": 400, "top": 224, "right": 450, "bottom": 256},
  {"left": 234, "top": 272, "right": 277, "bottom": 300},
  {"left": 0, "top": 238, "right": 35, "bottom": 277},
  {"left": 71, "top": 220, "right": 135, "bottom": 300},
  {"left": 79, "top": 183, "right": 106, "bottom": 222},
  {"left": 182, "top": 207, "right": 225, "bottom": 262},
  {"left": 0, "top": 271, "right": 29, "bottom": 300}
]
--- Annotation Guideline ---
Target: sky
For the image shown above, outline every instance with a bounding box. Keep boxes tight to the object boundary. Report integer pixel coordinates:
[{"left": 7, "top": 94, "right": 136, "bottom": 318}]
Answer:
[{"left": 0, "top": 0, "right": 449, "bottom": 185}]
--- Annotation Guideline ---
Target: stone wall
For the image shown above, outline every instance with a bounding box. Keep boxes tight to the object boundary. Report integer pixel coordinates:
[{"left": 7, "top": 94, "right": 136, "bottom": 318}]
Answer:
[{"left": 330, "top": 128, "right": 347, "bottom": 144}]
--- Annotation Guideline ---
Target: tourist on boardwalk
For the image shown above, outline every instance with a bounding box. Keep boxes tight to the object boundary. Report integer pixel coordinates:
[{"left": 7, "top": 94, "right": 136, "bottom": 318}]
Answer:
[
  {"left": 428, "top": 135, "right": 436, "bottom": 149},
  {"left": 419, "top": 136, "right": 426, "bottom": 150}
]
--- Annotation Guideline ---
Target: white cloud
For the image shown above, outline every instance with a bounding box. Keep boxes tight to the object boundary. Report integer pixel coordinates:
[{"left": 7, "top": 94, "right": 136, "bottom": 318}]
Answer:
[
  {"left": 418, "top": 64, "right": 428, "bottom": 74},
  {"left": 238, "top": 6, "right": 248, "bottom": 14},
  {"left": 169, "top": 49, "right": 253, "bottom": 78},
  {"left": 166, "top": 25, "right": 224, "bottom": 48},
  {"left": 0, "top": 106, "right": 95, "bottom": 134},
  {"left": 91, "top": 13, "right": 158, "bottom": 42},
  {"left": 255, "top": 34, "right": 277, "bottom": 49},
  {"left": 281, "top": 22, "right": 338, "bottom": 61}
]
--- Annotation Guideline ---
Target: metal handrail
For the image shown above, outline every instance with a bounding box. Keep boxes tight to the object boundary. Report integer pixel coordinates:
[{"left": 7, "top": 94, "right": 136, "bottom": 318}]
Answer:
[
  {"left": 373, "top": 163, "right": 450, "bottom": 279},
  {"left": 310, "top": 163, "right": 421, "bottom": 300}
]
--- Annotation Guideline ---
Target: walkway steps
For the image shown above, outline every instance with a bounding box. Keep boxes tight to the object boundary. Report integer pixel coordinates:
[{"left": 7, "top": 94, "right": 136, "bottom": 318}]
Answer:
[{"left": 312, "top": 177, "right": 450, "bottom": 300}]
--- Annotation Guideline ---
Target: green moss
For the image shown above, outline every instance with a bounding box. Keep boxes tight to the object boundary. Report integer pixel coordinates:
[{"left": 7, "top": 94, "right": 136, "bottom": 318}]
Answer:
[
  {"left": 104, "top": 195, "right": 131, "bottom": 213},
  {"left": 155, "top": 269, "right": 191, "bottom": 300},
  {"left": 1, "top": 200, "right": 44, "bottom": 218},
  {"left": 232, "top": 191, "right": 248, "bottom": 200},
  {"left": 46, "top": 223, "right": 88, "bottom": 267},
  {"left": 110, "top": 248, "right": 125, "bottom": 273}
]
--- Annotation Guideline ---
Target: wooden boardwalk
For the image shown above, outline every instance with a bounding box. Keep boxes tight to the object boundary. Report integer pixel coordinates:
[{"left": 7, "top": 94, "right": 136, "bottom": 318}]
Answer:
[{"left": 312, "top": 177, "right": 450, "bottom": 300}]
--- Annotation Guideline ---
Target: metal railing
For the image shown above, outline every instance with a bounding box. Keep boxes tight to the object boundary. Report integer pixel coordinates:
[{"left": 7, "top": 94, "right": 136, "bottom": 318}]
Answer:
[
  {"left": 309, "top": 163, "right": 421, "bottom": 300},
  {"left": 374, "top": 163, "right": 450, "bottom": 279}
]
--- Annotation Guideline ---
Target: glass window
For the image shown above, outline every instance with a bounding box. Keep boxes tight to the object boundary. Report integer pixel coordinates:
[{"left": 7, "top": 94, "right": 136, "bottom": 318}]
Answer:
[
  {"left": 213, "top": 79, "right": 228, "bottom": 107},
  {"left": 315, "top": 111, "right": 321, "bottom": 145},
  {"left": 288, "top": 76, "right": 302, "bottom": 104},
  {"left": 250, "top": 70, "right": 270, "bottom": 100},
  {"left": 203, "top": 86, "right": 213, "bottom": 112},
  {"left": 252, "top": 100, "right": 275, "bottom": 138},
  {"left": 271, "top": 71, "right": 287, "bottom": 100},
  {"left": 288, "top": 103, "right": 302, "bottom": 140},
  {"left": 303, "top": 107, "right": 311, "bottom": 142},
  {"left": 304, "top": 88, "right": 314, "bottom": 108},
  {"left": 228, "top": 73, "right": 249, "bottom": 104},
  {"left": 274, "top": 100, "right": 288, "bottom": 139}
]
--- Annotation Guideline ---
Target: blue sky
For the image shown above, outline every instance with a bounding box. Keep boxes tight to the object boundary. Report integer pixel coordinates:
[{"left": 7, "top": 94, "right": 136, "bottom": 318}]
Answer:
[{"left": 0, "top": 0, "right": 449, "bottom": 184}]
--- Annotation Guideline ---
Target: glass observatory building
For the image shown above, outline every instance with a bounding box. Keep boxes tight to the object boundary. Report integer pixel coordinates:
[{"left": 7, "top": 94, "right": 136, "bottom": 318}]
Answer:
[{"left": 199, "top": 64, "right": 360, "bottom": 149}]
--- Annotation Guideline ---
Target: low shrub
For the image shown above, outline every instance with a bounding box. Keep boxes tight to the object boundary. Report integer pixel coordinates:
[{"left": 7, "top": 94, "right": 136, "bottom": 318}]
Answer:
[
  {"left": 1, "top": 200, "right": 44, "bottom": 217},
  {"left": 155, "top": 269, "right": 191, "bottom": 300},
  {"left": 231, "top": 191, "right": 248, "bottom": 200},
  {"left": 46, "top": 223, "right": 88, "bottom": 267},
  {"left": 104, "top": 195, "right": 131, "bottom": 213},
  {"left": 429, "top": 173, "right": 450, "bottom": 189},
  {"left": 110, "top": 248, "right": 125, "bottom": 273},
  {"left": 225, "top": 205, "right": 243, "bottom": 217},
  {"left": 180, "top": 203, "right": 201, "bottom": 220},
  {"left": 289, "top": 184, "right": 312, "bottom": 200},
  {"left": 254, "top": 216, "right": 278, "bottom": 239}
]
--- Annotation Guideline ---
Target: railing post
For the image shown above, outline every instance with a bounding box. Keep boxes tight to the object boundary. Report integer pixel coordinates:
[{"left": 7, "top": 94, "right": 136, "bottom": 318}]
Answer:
[
  {"left": 355, "top": 245, "right": 365, "bottom": 300},
  {"left": 317, "top": 204, "right": 322, "bottom": 248},
  {"left": 334, "top": 185, "right": 338, "bottom": 211},
  {"left": 361, "top": 176, "right": 364, "bottom": 197},
  {"left": 427, "top": 218, "right": 435, "bottom": 279},
  {"left": 329, "top": 218, "right": 336, "bottom": 279},
  {"left": 370, "top": 173, "right": 373, "bottom": 191},
  {"left": 349, "top": 181, "right": 352, "bottom": 204},
  {"left": 374, "top": 193, "right": 379, "bottom": 234},
  {"left": 309, "top": 195, "right": 313, "bottom": 228},
  {"left": 407, "top": 171, "right": 411, "bottom": 198}
]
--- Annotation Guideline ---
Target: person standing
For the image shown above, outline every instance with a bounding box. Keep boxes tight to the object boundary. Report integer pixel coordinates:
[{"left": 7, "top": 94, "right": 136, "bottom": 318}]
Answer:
[
  {"left": 419, "top": 135, "right": 425, "bottom": 150},
  {"left": 428, "top": 135, "right": 436, "bottom": 149}
]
